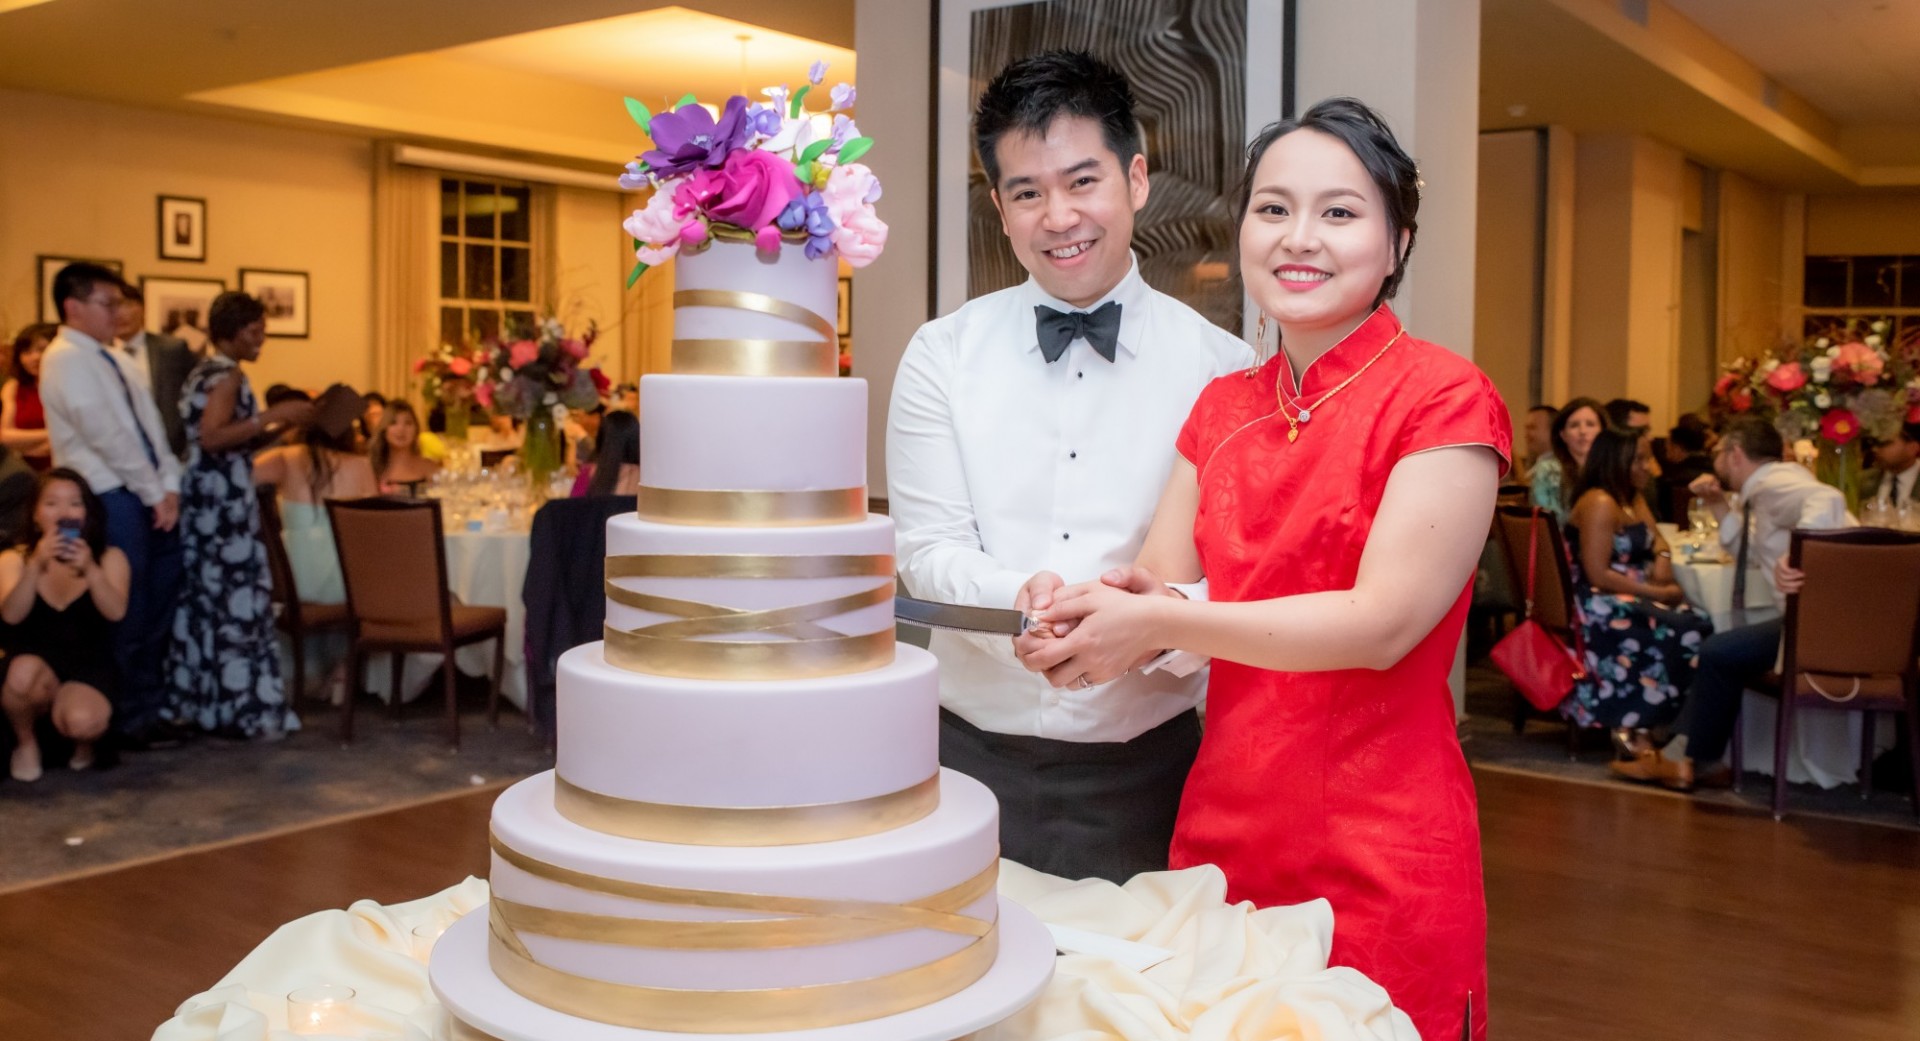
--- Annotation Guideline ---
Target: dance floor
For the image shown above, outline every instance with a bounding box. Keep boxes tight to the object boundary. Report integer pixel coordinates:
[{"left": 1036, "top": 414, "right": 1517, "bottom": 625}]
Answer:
[{"left": 1, "top": 768, "right": 1914, "bottom": 1040}]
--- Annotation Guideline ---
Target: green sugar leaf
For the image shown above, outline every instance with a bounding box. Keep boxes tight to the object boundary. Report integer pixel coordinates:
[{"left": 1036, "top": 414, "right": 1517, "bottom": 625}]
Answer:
[
  {"left": 800, "top": 139, "right": 834, "bottom": 164},
  {"left": 627, "top": 260, "right": 648, "bottom": 289},
  {"left": 623, "top": 97, "right": 652, "bottom": 132},
  {"left": 836, "top": 137, "right": 874, "bottom": 165},
  {"left": 789, "top": 84, "right": 811, "bottom": 118}
]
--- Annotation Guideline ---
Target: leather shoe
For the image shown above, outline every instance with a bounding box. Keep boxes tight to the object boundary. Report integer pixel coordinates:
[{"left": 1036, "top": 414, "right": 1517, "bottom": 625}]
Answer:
[
  {"left": 1693, "top": 763, "right": 1735, "bottom": 790},
  {"left": 1610, "top": 749, "right": 1696, "bottom": 790}
]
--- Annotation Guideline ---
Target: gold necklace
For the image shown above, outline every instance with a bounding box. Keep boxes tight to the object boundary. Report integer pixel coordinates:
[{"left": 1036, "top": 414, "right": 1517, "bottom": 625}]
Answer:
[{"left": 1276, "top": 327, "right": 1406, "bottom": 442}]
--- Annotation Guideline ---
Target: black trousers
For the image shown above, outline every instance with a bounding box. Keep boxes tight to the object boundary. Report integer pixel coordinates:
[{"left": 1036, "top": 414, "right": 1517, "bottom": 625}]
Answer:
[
  {"left": 1683, "top": 618, "right": 1783, "bottom": 763},
  {"left": 939, "top": 707, "right": 1201, "bottom": 884}
]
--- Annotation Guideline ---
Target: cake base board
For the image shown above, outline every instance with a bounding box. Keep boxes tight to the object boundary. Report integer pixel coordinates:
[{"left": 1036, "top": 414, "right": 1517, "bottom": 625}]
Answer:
[{"left": 430, "top": 896, "right": 1055, "bottom": 1041}]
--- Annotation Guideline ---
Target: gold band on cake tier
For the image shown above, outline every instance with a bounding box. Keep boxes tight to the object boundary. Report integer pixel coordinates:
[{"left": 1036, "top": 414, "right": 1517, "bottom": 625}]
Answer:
[
  {"left": 486, "top": 832, "right": 999, "bottom": 1032},
  {"left": 670, "top": 289, "right": 839, "bottom": 377},
  {"left": 603, "top": 552, "right": 895, "bottom": 679},
  {"left": 635, "top": 485, "right": 868, "bottom": 526},
  {"left": 551, "top": 772, "right": 940, "bottom": 846}
]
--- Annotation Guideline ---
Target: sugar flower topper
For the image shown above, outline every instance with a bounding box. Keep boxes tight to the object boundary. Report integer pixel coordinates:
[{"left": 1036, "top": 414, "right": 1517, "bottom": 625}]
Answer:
[{"left": 619, "top": 62, "right": 886, "bottom": 285}]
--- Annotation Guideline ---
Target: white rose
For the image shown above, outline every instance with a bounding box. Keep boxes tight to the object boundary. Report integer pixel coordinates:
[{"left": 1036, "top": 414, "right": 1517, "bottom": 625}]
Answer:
[
  {"left": 1866, "top": 334, "right": 1883, "bottom": 347},
  {"left": 1825, "top": 345, "right": 1841, "bottom": 358},
  {"left": 1814, "top": 391, "right": 1832, "bottom": 408},
  {"left": 1816, "top": 337, "right": 1832, "bottom": 348},
  {"left": 1872, "top": 320, "right": 1890, "bottom": 333}
]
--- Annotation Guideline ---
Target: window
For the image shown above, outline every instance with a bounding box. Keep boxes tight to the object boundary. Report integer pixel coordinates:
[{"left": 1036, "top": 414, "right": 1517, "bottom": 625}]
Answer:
[
  {"left": 1803, "top": 254, "right": 1920, "bottom": 342},
  {"left": 439, "top": 178, "right": 535, "bottom": 346}
]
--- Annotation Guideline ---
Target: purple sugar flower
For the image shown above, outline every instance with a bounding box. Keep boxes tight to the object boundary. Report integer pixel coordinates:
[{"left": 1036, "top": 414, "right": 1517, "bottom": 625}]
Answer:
[
  {"left": 778, "top": 191, "right": 836, "bottom": 260},
  {"left": 830, "top": 114, "right": 860, "bottom": 147},
  {"left": 641, "top": 95, "right": 751, "bottom": 178},
  {"left": 829, "top": 83, "right": 856, "bottom": 111},
  {"left": 808, "top": 61, "right": 828, "bottom": 85},
  {"left": 745, "top": 103, "right": 783, "bottom": 137},
  {"left": 618, "top": 160, "right": 650, "bottom": 190}
]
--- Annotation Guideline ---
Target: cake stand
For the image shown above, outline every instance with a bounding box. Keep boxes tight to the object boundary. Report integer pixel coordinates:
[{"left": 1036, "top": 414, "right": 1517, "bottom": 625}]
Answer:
[{"left": 430, "top": 895, "right": 1055, "bottom": 1041}]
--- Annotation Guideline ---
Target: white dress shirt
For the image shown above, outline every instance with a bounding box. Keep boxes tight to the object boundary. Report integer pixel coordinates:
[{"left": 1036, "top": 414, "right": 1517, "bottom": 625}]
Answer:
[
  {"left": 1875, "top": 462, "right": 1918, "bottom": 507},
  {"left": 117, "top": 329, "right": 153, "bottom": 392},
  {"left": 887, "top": 258, "right": 1252, "bottom": 742},
  {"left": 1717, "top": 459, "right": 1854, "bottom": 601},
  {"left": 41, "top": 326, "right": 182, "bottom": 506}
]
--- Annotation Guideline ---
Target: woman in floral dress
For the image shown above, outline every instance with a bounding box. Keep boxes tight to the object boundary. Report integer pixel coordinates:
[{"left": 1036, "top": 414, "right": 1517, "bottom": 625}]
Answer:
[
  {"left": 163, "top": 292, "right": 312, "bottom": 739},
  {"left": 1562, "top": 426, "right": 1713, "bottom": 736}
]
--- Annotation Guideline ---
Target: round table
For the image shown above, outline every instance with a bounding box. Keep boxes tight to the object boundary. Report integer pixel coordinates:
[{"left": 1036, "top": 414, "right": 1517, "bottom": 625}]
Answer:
[{"left": 362, "top": 527, "right": 530, "bottom": 711}]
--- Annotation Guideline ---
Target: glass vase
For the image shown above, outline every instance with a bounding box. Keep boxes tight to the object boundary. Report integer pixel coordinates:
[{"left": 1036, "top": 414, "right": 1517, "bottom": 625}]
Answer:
[
  {"left": 1813, "top": 438, "right": 1863, "bottom": 514},
  {"left": 520, "top": 408, "right": 563, "bottom": 497},
  {"left": 443, "top": 401, "right": 471, "bottom": 442}
]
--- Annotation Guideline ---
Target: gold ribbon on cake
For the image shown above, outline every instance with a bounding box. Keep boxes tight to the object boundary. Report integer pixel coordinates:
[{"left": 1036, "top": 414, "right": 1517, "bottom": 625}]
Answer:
[
  {"left": 552, "top": 772, "right": 940, "bottom": 845},
  {"left": 635, "top": 484, "right": 869, "bottom": 526},
  {"left": 602, "top": 552, "right": 894, "bottom": 679},
  {"left": 671, "top": 289, "right": 839, "bottom": 378},
  {"left": 486, "top": 832, "right": 1000, "bottom": 1032}
]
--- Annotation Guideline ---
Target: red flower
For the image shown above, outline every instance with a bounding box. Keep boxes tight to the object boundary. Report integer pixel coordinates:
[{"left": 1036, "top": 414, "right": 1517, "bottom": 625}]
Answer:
[
  {"left": 1908, "top": 404, "right": 1920, "bottom": 424},
  {"left": 1764, "top": 362, "right": 1806, "bottom": 393},
  {"left": 1729, "top": 389, "right": 1753, "bottom": 413},
  {"left": 413, "top": 358, "right": 429, "bottom": 373},
  {"left": 474, "top": 381, "right": 494, "bottom": 409},
  {"left": 447, "top": 357, "right": 472, "bottom": 377},
  {"left": 1820, "top": 408, "right": 1861, "bottom": 445},
  {"left": 589, "top": 367, "right": 611, "bottom": 394},
  {"left": 1713, "top": 372, "right": 1740, "bottom": 398}
]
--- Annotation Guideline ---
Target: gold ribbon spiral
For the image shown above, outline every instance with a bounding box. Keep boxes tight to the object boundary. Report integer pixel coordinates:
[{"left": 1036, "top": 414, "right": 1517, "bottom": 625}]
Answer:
[
  {"left": 671, "top": 289, "right": 838, "bottom": 377},
  {"left": 551, "top": 773, "right": 940, "bottom": 846},
  {"left": 636, "top": 484, "right": 869, "bottom": 527},
  {"left": 602, "top": 552, "right": 895, "bottom": 679}
]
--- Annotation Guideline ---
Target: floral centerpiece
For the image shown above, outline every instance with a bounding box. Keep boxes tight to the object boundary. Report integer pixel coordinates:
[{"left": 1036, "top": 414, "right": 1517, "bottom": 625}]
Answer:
[
  {"left": 413, "top": 343, "right": 489, "bottom": 440},
  {"left": 472, "top": 318, "right": 608, "bottom": 491},
  {"left": 1712, "top": 319, "right": 1920, "bottom": 509},
  {"left": 618, "top": 61, "right": 886, "bottom": 284}
]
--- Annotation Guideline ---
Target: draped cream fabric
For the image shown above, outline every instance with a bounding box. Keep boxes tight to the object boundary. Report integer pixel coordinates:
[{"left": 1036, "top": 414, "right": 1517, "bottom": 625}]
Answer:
[
  {"left": 150, "top": 865, "right": 1417, "bottom": 1041},
  {"left": 372, "top": 143, "right": 439, "bottom": 400}
]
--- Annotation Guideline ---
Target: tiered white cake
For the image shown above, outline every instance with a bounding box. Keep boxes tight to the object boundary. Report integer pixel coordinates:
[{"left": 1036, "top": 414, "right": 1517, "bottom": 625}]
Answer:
[{"left": 431, "top": 240, "right": 1052, "bottom": 1040}]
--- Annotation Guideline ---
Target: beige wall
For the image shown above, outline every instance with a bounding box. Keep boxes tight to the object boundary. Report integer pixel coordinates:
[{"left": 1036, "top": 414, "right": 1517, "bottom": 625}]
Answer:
[
  {"left": 0, "top": 87, "right": 375, "bottom": 393},
  {"left": 551, "top": 185, "right": 632, "bottom": 384},
  {"left": 1717, "top": 172, "right": 1787, "bottom": 362},
  {"left": 1474, "top": 130, "right": 1542, "bottom": 432},
  {"left": 1804, "top": 190, "right": 1920, "bottom": 255}
]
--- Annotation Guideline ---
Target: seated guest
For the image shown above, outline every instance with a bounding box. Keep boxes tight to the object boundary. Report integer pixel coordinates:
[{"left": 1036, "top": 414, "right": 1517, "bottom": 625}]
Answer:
[
  {"left": 566, "top": 403, "right": 604, "bottom": 469},
  {"left": 1513, "top": 403, "right": 1555, "bottom": 485},
  {"left": 0, "top": 442, "right": 37, "bottom": 548},
  {"left": 572, "top": 410, "right": 638, "bottom": 498},
  {"left": 163, "top": 292, "right": 312, "bottom": 740},
  {"left": 1864, "top": 421, "right": 1920, "bottom": 511},
  {"left": 1614, "top": 417, "right": 1854, "bottom": 789},
  {"left": 1529, "top": 396, "right": 1605, "bottom": 523},
  {"left": 1562, "top": 428, "right": 1711, "bottom": 746},
  {"left": 369, "top": 401, "right": 440, "bottom": 496},
  {"left": 110, "top": 281, "right": 196, "bottom": 459},
  {"left": 3, "top": 323, "right": 55, "bottom": 470},
  {"left": 358, "top": 390, "right": 387, "bottom": 447},
  {"left": 1605, "top": 397, "right": 1652, "bottom": 432},
  {"left": 1656, "top": 417, "right": 1715, "bottom": 522},
  {"left": 1, "top": 469, "right": 129, "bottom": 781}
]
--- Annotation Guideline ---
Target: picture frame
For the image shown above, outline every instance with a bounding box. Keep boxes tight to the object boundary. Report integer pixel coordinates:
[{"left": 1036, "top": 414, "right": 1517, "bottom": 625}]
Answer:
[
  {"left": 933, "top": 0, "right": 1290, "bottom": 338},
  {"left": 239, "top": 268, "right": 311, "bottom": 339},
  {"left": 837, "top": 276, "right": 853, "bottom": 337},
  {"left": 35, "top": 255, "right": 123, "bottom": 322},
  {"left": 157, "top": 195, "right": 208, "bottom": 262},
  {"left": 140, "top": 275, "right": 225, "bottom": 353}
]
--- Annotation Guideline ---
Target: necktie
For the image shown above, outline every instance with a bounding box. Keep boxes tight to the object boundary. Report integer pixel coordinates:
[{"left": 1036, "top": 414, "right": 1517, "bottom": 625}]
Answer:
[
  {"left": 1730, "top": 498, "right": 1754, "bottom": 625},
  {"left": 98, "top": 348, "right": 161, "bottom": 471},
  {"left": 1035, "top": 301, "right": 1122, "bottom": 363}
]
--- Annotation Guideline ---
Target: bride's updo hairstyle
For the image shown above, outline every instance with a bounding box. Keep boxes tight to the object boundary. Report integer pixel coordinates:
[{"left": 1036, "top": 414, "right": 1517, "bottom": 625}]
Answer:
[{"left": 1239, "top": 97, "right": 1422, "bottom": 308}]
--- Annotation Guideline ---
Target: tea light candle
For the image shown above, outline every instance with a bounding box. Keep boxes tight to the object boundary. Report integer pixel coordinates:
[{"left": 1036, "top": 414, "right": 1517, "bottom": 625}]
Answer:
[{"left": 286, "top": 984, "right": 355, "bottom": 1035}]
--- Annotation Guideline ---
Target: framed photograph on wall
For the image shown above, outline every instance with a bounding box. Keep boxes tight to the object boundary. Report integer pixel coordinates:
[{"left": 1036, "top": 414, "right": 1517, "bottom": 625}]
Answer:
[
  {"left": 157, "top": 195, "right": 207, "bottom": 262},
  {"left": 933, "top": 0, "right": 1290, "bottom": 339},
  {"left": 140, "top": 276, "right": 225, "bottom": 353},
  {"left": 35, "top": 255, "right": 123, "bottom": 322},
  {"left": 239, "top": 268, "right": 310, "bottom": 338}
]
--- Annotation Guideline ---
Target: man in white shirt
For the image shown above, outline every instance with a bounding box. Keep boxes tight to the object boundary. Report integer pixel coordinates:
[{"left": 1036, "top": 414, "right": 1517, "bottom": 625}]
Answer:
[
  {"left": 887, "top": 52, "right": 1251, "bottom": 882},
  {"left": 1614, "top": 417, "right": 1853, "bottom": 790},
  {"left": 43, "top": 263, "right": 185, "bottom": 747},
  {"left": 1864, "top": 421, "right": 1920, "bottom": 510},
  {"left": 112, "top": 282, "right": 199, "bottom": 459}
]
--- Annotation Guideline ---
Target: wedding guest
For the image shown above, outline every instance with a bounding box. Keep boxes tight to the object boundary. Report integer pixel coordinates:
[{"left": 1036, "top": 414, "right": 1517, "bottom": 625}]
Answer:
[
  {"left": 111, "top": 281, "right": 197, "bottom": 459},
  {"left": 4, "top": 323, "right": 56, "bottom": 470},
  {"left": 1614, "top": 417, "right": 1854, "bottom": 790},
  {"left": 1606, "top": 397, "right": 1652, "bottom": 432},
  {"left": 1656, "top": 417, "right": 1715, "bottom": 521},
  {"left": 163, "top": 292, "right": 312, "bottom": 740},
  {"left": 1019, "top": 98, "right": 1508, "bottom": 1041},
  {"left": 1529, "top": 396, "right": 1605, "bottom": 522},
  {"left": 40, "top": 262, "right": 183, "bottom": 749},
  {"left": 1562, "top": 427, "right": 1710, "bottom": 743},
  {"left": 1864, "top": 421, "right": 1920, "bottom": 511},
  {"left": 1513, "top": 403, "right": 1555, "bottom": 485},
  {"left": 888, "top": 51, "right": 1252, "bottom": 884},
  {"left": 0, "top": 470, "right": 127, "bottom": 781},
  {"left": 361, "top": 391, "right": 387, "bottom": 437},
  {"left": 610, "top": 382, "right": 639, "bottom": 413},
  {"left": 369, "top": 401, "right": 440, "bottom": 497},
  {"left": 574, "top": 409, "right": 638, "bottom": 498}
]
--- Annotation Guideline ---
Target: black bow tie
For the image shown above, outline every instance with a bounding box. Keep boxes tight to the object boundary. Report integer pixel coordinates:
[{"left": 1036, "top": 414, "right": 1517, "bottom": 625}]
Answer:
[{"left": 1035, "top": 301, "right": 1122, "bottom": 363}]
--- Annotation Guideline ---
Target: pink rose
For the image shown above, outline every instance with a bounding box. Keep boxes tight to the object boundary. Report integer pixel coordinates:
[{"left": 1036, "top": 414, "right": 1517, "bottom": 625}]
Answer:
[
  {"left": 447, "top": 357, "right": 472, "bottom": 377},
  {"left": 1729, "top": 389, "right": 1753, "bottom": 413},
  {"left": 696, "top": 150, "right": 803, "bottom": 233},
  {"left": 1764, "top": 361, "right": 1805, "bottom": 393},
  {"left": 1833, "top": 341, "right": 1884, "bottom": 385},
  {"left": 623, "top": 179, "right": 695, "bottom": 262},
  {"left": 474, "top": 381, "right": 494, "bottom": 408},
  {"left": 820, "top": 163, "right": 887, "bottom": 267},
  {"left": 562, "top": 338, "right": 589, "bottom": 360},
  {"left": 508, "top": 339, "right": 540, "bottom": 370}
]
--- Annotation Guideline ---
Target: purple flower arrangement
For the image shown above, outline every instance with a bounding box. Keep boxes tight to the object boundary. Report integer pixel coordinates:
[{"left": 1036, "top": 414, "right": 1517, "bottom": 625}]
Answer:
[{"left": 619, "top": 62, "right": 885, "bottom": 284}]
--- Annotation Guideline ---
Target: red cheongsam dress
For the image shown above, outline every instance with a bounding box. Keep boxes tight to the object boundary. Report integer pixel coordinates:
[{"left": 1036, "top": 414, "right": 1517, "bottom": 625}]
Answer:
[{"left": 1168, "top": 306, "right": 1512, "bottom": 1041}]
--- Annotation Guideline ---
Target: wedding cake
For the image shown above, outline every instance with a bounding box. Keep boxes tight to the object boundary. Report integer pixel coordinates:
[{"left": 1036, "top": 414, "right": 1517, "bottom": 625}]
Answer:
[{"left": 429, "top": 72, "right": 1053, "bottom": 1041}]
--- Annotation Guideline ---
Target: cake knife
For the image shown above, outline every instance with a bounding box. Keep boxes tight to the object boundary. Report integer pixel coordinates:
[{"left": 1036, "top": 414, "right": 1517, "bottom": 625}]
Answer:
[{"left": 894, "top": 595, "right": 1034, "bottom": 635}]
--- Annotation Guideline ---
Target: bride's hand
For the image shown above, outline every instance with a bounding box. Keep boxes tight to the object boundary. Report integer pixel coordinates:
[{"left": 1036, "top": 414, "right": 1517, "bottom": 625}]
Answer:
[{"left": 1020, "top": 580, "right": 1168, "bottom": 688}]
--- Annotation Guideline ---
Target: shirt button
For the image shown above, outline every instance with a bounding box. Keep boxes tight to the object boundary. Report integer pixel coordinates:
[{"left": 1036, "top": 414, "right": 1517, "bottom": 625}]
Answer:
[
  {"left": 1061, "top": 532, "right": 1070, "bottom": 540},
  {"left": 1077, "top": 371, "right": 1084, "bottom": 379},
  {"left": 1069, "top": 451, "right": 1077, "bottom": 459}
]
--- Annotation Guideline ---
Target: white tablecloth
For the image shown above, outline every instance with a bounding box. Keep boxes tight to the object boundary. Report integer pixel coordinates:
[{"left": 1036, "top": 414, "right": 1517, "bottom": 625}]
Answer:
[
  {"left": 1664, "top": 526, "right": 1874, "bottom": 788},
  {"left": 150, "top": 868, "right": 1416, "bottom": 1041},
  {"left": 362, "top": 530, "right": 530, "bottom": 712}
]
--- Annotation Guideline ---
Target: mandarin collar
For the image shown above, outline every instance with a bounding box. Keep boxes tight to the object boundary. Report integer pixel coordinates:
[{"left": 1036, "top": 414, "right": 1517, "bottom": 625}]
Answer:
[
  {"left": 1019, "top": 253, "right": 1148, "bottom": 359},
  {"left": 1276, "top": 305, "right": 1405, "bottom": 398}
]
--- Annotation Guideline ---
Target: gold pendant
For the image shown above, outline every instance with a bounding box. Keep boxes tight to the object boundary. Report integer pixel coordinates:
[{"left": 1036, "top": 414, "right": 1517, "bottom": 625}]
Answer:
[{"left": 1287, "top": 428, "right": 1299, "bottom": 443}]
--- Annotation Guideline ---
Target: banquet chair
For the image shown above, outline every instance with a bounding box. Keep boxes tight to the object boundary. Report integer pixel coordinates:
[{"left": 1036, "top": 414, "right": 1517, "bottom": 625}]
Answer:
[
  {"left": 258, "top": 494, "right": 349, "bottom": 704},
  {"left": 1756, "top": 528, "right": 1920, "bottom": 819},
  {"left": 1491, "top": 505, "right": 1589, "bottom": 756},
  {"left": 326, "top": 497, "right": 507, "bottom": 750}
]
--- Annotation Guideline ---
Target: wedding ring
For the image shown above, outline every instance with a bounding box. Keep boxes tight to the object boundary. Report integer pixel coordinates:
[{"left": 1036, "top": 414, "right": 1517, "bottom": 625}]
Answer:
[{"left": 1075, "top": 675, "right": 1092, "bottom": 690}]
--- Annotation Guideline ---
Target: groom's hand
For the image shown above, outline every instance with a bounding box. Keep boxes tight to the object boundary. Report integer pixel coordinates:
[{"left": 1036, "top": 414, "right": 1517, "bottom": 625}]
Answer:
[{"left": 1013, "top": 570, "right": 1065, "bottom": 666}]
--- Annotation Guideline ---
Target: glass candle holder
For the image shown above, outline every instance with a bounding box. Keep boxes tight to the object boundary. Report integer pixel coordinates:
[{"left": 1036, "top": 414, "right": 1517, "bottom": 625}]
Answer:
[
  {"left": 411, "top": 921, "right": 447, "bottom": 963},
  {"left": 287, "top": 984, "right": 355, "bottom": 1035}
]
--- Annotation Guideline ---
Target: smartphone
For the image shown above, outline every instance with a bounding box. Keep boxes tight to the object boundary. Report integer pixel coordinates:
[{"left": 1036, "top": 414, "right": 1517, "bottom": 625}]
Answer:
[{"left": 55, "top": 518, "right": 81, "bottom": 543}]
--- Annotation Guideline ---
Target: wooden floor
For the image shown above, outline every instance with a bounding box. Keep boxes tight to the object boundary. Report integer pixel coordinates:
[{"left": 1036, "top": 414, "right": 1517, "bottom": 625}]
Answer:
[{"left": 3, "top": 769, "right": 1916, "bottom": 1040}]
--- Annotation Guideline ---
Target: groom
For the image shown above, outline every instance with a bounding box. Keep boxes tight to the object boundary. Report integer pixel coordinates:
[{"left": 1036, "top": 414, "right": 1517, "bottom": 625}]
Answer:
[{"left": 886, "top": 51, "right": 1250, "bottom": 883}]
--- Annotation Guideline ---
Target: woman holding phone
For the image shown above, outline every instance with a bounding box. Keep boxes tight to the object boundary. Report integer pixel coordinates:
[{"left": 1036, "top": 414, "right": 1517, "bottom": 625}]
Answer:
[{"left": 0, "top": 469, "right": 130, "bottom": 781}]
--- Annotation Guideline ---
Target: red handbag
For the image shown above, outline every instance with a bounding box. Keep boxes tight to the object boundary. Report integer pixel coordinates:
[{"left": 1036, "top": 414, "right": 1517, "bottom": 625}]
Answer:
[{"left": 1491, "top": 508, "right": 1587, "bottom": 712}]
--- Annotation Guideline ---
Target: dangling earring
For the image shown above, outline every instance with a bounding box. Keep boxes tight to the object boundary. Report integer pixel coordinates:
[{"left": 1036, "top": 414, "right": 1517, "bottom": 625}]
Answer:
[{"left": 1246, "top": 312, "right": 1271, "bottom": 378}]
